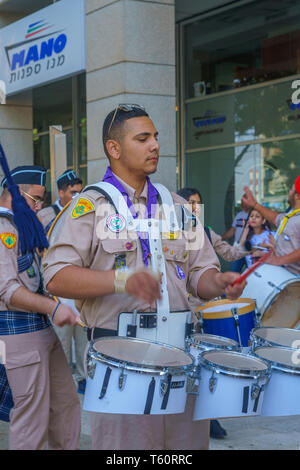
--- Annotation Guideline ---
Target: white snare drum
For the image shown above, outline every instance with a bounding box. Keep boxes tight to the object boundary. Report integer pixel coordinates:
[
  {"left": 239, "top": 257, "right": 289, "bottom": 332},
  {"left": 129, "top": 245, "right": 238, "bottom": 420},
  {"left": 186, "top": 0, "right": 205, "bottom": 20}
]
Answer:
[
  {"left": 193, "top": 350, "right": 270, "bottom": 421},
  {"left": 186, "top": 333, "right": 240, "bottom": 364},
  {"left": 250, "top": 327, "right": 300, "bottom": 350},
  {"left": 83, "top": 336, "right": 194, "bottom": 415},
  {"left": 242, "top": 264, "right": 300, "bottom": 328},
  {"left": 252, "top": 346, "right": 300, "bottom": 416}
]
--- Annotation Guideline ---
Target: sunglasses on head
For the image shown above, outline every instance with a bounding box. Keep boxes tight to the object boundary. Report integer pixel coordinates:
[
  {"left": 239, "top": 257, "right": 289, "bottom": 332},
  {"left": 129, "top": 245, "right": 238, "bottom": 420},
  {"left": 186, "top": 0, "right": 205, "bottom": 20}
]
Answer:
[{"left": 107, "top": 104, "right": 146, "bottom": 135}]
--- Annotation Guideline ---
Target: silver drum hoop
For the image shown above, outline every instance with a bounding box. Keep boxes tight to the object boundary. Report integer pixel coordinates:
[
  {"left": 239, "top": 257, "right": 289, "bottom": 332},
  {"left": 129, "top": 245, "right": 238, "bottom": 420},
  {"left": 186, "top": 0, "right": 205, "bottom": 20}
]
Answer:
[
  {"left": 198, "top": 349, "right": 271, "bottom": 380},
  {"left": 251, "top": 346, "right": 300, "bottom": 376},
  {"left": 187, "top": 333, "right": 240, "bottom": 352},
  {"left": 89, "top": 337, "right": 194, "bottom": 377}
]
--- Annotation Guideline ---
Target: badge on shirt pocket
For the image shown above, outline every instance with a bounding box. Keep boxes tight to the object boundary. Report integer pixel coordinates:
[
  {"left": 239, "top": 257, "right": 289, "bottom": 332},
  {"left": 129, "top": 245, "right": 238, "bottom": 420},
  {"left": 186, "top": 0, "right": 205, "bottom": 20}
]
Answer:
[{"left": 114, "top": 254, "right": 126, "bottom": 270}]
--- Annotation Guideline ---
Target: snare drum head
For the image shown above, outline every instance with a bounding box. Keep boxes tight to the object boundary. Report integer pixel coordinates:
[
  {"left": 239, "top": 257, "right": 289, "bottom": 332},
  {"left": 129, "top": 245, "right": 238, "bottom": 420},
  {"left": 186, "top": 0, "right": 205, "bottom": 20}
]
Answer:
[
  {"left": 92, "top": 337, "right": 193, "bottom": 369},
  {"left": 254, "top": 346, "right": 300, "bottom": 373},
  {"left": 200, "top": 350, "right": 268, "bottom": 375},
  {"left": 252, "top": 327, "right": 300, "bottom": 348},
  {"left": 191, "top": 333, "right": 239, "bottom": 349}
]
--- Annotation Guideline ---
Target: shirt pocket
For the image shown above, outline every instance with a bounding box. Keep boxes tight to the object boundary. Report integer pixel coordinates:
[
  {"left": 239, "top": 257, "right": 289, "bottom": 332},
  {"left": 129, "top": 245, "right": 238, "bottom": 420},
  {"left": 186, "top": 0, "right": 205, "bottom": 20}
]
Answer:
[
  {"left": 101, "top": 239, "right": 138, "bottom": 270},
  {"left": 162, "top": 239, "right": 188, "bottom": 264}
]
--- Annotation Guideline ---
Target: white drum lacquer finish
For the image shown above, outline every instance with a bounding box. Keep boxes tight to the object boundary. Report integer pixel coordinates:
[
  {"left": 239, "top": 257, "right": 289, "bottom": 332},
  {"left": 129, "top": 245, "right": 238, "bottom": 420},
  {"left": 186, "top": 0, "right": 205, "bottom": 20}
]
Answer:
[
  {"left": 252, "top": 346, "right": 300, "bottom": 416},
  {"left": 193, "top": 350, "right": 270, "bottom": 420},
  {"left": 83, "top": 337, "right": 194, "bottom": 415}
]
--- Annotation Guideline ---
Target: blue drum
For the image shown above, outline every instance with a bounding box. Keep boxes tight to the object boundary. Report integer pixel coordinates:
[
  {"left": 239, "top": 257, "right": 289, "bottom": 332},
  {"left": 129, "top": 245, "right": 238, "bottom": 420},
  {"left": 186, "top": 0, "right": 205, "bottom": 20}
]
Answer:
[{"left": 196, "top": 298, "right": 257, "bottom": 348}]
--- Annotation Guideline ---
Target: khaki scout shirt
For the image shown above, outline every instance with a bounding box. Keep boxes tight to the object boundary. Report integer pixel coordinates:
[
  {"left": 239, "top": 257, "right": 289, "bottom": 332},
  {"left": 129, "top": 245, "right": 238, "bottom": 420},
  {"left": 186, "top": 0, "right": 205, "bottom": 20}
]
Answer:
[
  {"left": 38, "top": 203, "right": 61, "bottom": 230},
  {"left": 275, "top": 211, "right": 300, "bottom": 275},
  {"left": 42, "top": 177, "right": 220, "bottom": 330},
  {"left": 0, "top": 208, "right": 42, "bottom": 311},
  {"left": 210, "top": 228, "right": 247, "bottom": 262}
]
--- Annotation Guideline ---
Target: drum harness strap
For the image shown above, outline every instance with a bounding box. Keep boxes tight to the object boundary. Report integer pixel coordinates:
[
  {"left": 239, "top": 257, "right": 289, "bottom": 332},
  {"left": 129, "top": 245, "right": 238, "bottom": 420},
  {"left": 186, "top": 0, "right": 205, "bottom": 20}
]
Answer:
[{"left": 83, "top": 181, "right": 193, "bottom": 347}]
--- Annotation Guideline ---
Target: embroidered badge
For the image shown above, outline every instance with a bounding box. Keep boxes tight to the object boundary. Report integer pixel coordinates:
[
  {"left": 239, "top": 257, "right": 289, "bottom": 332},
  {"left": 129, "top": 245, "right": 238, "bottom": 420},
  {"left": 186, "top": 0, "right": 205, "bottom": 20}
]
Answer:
[
  {"left": 114, "top": 254, "right": 126, "bottom": 270},
  {"left": 106, "top": 214, "right": 126, "bottom": 233},
  {"left": 0, "top": 233, "right": 17, "bottom": 249},
  {"left": 176, "top": 265, "right": 186, "bottom": 280},
  {"left": 71, "top": 198, "right": 95, "bottom": 218},
  {"left": 26, "top": 266, "right": 36, "bottom": 278}
]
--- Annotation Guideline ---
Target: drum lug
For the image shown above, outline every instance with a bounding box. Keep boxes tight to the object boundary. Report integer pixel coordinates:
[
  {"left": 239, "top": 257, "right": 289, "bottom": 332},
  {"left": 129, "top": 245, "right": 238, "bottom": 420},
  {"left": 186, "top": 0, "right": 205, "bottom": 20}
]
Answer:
[
  {"left": 87, "top": 358, "right": 96, "bottom": 380},
  {"left": 186, "top": 367, "right": 199, "bottom": 394},
  {"left": 209, "top": 371, "right": 218, "bottom": 393},
  {"left": 251, "top": 382, "right": 260, "bottom": 400},
  {"left": 118, "top": 369, "right": 127, "bottom": 391},
  {"left": 160, "top": 378, "right": 168, "bottom": 396}
]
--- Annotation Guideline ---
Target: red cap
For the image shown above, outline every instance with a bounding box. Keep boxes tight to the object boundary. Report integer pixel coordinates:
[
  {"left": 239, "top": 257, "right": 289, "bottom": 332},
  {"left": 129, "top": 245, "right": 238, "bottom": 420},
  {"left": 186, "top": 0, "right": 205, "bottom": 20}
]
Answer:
[{"left": 295, "top": 175, "right": 300, "bottom": 194}]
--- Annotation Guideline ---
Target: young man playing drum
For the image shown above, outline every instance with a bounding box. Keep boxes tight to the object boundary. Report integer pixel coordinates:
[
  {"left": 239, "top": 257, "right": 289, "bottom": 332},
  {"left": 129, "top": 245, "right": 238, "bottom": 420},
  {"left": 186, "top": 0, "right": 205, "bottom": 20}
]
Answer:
[
  {"left": 242, "top": 176, "right": 300, "bottom": 276},
  {"left": 42, "top": 105, "right": 246, "bottom": 450}
]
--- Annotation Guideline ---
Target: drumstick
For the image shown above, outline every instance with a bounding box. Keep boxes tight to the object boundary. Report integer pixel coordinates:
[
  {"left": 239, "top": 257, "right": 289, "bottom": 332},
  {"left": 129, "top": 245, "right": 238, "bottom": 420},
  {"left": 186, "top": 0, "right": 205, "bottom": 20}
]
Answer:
[
  {"left": 53, "top": 295, "right": 88, "bottom": 329},
  {"left": 231, "top": 251, "right": 272, "bottom": 286}
]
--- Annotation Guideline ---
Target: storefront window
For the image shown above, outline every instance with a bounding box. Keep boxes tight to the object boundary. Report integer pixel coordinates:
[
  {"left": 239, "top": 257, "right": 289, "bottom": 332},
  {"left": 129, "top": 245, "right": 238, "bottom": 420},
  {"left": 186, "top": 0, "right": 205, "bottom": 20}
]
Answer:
[
  {"left": 32, "top": 72, "right": 87, "bottom": 193},
  {"left": 185, "top": 138, "right": 297, "bottom": 237},
  {"left": 184, "top": 0, "right": 300, "bottom": 99}
]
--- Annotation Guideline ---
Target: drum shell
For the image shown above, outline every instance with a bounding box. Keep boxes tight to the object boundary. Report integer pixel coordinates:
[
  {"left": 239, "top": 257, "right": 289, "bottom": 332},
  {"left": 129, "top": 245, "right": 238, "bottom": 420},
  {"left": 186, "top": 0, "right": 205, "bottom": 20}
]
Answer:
[
  {"left": 193, "top": 350, "right": 270, "bottom": 421},
  {"left": 251, "top": 346, "right": 300, "bottom": 417},
  {"left": 197, "top": 299, "right": 257, "bottom": 347},
  {"left": 242, "top": 264, "right": 300, "bottom": 328},
  {"left": 83, "top": 357, "right": 189, "bottom": 415},
  {"left": 83, "top": 337, "right": 194, "bottom": 415}
]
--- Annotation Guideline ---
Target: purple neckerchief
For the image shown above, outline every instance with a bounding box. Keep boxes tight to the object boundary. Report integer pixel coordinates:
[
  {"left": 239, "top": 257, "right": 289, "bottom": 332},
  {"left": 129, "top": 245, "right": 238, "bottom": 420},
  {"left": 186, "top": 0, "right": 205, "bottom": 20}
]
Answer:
[{"left": 102, "top": 166, "right": 158, "bottom": 266}]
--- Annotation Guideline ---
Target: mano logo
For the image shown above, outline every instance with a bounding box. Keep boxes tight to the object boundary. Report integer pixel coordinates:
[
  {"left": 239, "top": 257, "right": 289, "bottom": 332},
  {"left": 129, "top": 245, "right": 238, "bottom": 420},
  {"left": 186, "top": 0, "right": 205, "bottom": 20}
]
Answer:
[
  {"left": 4, "top": 19, "right": 67, "bottom": 85},
  {"left": 25, "top": 19, "right": 53, "bottom": 39}
]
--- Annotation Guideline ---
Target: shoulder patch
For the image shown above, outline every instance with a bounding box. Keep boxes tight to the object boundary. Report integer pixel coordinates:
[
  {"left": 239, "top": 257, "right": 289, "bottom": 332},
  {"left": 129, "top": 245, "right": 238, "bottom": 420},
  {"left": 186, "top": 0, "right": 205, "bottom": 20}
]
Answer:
[
  {"left": 71, "top": 198, "right": 95, "bottom": 219},
  {"left": 0, "top": 232, "right": 17, "bottom": 249}
]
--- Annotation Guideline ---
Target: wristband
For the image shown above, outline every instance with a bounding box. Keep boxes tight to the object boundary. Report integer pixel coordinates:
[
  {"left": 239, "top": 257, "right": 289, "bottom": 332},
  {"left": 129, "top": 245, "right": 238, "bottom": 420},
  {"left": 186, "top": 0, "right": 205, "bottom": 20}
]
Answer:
[
  {"left": 114, "top": 269, "right": 134, "bottom": 293},
  {"left": 51, "top": 300, "right": 61, "bottom": 321}
]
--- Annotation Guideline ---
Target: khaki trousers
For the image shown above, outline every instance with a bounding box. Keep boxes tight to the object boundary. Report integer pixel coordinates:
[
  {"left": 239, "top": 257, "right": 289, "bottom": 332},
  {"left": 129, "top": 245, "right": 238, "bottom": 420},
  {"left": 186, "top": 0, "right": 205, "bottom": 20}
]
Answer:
[
  {"left": 1, "top": 326, "right": 81, "bottom": 450},
  {"left": 53, "top": 323, "right": 87, "bottom": 382},
  {"left": 90, "top": 395, "right": 210, "bottom": 450}
]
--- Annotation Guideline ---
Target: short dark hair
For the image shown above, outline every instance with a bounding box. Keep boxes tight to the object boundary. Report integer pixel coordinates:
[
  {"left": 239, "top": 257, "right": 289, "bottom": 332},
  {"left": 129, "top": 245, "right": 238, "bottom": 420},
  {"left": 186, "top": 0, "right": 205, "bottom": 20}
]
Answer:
[
  {"left": 57, "top": 178, "right": 82, "bottom": 191},
  {"left": 177, "top": 187, "right": 202, "bottom": 203},
  {"left": 102, "top": 106, "right": 149, "bottom": 158}
]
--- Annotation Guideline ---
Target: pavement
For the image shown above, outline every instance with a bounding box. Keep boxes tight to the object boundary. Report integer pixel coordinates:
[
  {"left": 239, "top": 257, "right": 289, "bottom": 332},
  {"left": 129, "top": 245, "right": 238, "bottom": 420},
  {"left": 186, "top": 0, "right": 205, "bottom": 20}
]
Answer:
[{"left": 1, "top": 393, "right": 300, "bottom": 450}]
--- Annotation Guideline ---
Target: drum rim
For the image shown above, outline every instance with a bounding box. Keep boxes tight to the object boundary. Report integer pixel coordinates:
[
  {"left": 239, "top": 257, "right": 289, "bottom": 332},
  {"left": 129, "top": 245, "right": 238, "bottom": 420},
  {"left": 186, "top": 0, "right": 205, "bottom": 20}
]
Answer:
[
  {"left": 198, "top": 349, "right": 271, "bottom": 379},
  {"left": 196, "top": 298, "right": 256, "bottom": 319},
  {"left": 187, "top": 333, "right": 240, "bottom": 351},
  {"left": 89, "top": 336, "right": 194, "bottom": 375},
  {"left": 251, "top": 326, "right": 300, "bottom": 348},
  {"left": 252, "top": 346, "right": 300, "bottom": 375}
]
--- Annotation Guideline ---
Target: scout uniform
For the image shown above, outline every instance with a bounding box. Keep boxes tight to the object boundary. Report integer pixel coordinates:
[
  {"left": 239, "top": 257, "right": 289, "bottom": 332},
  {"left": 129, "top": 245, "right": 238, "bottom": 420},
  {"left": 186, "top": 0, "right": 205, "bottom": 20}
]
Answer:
[
  {"left": 0, "top": 165, "right": 80, "bottom": 450},
  {"left": 43, "top": 168, "right": 221, "bottom": 450},
  {"left": 38, "top": 200, "right": 62, "bottom": 233},
  {"left": 274, "top": 187, "right": 300, "bottom": 275},
  {"left": 38, "top": 170, "right": 87, "bottom": 386}
]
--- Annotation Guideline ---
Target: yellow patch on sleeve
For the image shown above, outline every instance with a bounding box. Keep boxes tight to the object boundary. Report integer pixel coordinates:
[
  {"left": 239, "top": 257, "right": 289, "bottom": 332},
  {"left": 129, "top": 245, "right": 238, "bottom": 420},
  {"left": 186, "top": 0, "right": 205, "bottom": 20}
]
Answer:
[
  {"left": 71, "top": 198, "right": 95, "bottom": 219},
  {"left": 0, "top": 232, "right": 17, "bottom": 249}
]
